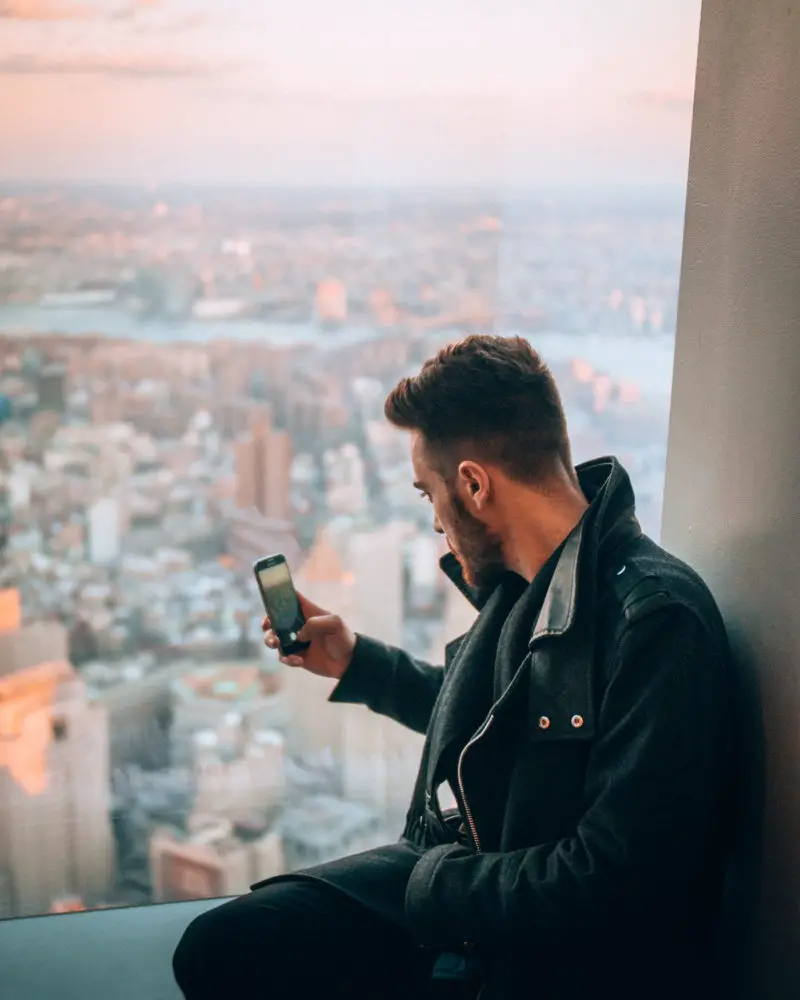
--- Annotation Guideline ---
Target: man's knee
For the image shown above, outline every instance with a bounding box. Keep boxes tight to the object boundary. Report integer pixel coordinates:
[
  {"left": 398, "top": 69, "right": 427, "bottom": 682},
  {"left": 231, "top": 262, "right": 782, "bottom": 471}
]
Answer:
[
  {"left": 173, "top": 883, "right": 319, "bottom": 996},
  {"left": 173, "top": 899, "right": 260, "bottom": 995},
  {"left": 173, "top": 906, "right": 215, "bottom": 993}
]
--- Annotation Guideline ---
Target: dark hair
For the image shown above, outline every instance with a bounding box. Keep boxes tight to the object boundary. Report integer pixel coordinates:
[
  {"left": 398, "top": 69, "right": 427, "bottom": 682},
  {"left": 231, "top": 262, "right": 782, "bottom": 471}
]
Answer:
[{"left": 384, "top": 335, "right": 573, "bottom": 484}]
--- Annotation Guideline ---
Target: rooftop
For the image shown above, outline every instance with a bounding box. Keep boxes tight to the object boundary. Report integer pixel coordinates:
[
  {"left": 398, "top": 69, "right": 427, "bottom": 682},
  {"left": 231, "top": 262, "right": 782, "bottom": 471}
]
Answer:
[{"left": 172, "top": 662, "right": 281, "bottom": 704}]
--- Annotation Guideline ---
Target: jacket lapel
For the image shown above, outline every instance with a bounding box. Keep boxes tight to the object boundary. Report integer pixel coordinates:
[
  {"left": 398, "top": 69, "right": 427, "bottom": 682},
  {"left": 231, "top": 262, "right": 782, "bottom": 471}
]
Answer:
[
  {"left": 528, "top": 516, "right": 586, "bottom": 644},
  {"left": 424, "top": 582, "right": 519, "bottom": 790}
]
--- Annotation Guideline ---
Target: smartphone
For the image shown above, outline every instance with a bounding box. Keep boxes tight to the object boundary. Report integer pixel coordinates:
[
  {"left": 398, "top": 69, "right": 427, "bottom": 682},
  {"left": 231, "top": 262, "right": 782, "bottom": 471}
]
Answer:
[{"left": 253, "top": 553, "right": 310, "bottom": 656}]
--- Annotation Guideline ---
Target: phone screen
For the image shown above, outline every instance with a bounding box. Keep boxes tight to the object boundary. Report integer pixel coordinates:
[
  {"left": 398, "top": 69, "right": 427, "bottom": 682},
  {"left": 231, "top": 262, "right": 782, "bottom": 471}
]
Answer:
[{"left": 254, "top": 557, "right": 307, "bottom": 652}]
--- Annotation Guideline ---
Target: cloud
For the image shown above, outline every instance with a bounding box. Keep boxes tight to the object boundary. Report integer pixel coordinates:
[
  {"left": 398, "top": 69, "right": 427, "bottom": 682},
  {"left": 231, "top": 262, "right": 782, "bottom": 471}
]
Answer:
[
  {"left": 131, "top": 10, "right": 209, "bottom": 33},
  {"left": 1, "top": 0, "right": 169, "bottom": 22},
  {"left": 630, "top": 91, "right": 694, "bottom": 113},
  {"left": 197, "top": 85, "right": 520, "bottom": 117},
  {"left": 0, "top": 52, "right": 232, "bottom": 78},
  {"left": 110, "top": 0, "right": 165, "bottom": 20},
  {"left": 0, "top": 0, "right": 96, "bottom": 19}
]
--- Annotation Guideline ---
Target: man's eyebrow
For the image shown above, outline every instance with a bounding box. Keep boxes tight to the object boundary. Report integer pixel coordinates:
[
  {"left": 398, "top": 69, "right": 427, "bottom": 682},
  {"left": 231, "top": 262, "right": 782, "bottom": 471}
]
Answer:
[{"left": 413, "top": 481, "right": 427, "bottom": 492}]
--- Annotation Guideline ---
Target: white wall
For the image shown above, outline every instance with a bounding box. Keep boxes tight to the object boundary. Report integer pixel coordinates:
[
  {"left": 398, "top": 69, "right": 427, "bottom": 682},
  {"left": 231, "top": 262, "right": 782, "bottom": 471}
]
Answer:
[{"left": 661, "top": 1, "right": 800, "bottom": 996}]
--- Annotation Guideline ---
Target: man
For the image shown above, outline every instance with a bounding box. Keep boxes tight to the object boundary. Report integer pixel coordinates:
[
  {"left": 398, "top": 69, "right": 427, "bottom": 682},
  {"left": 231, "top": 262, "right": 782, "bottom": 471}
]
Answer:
[{"left": 174, "top": 335, "right": 735, "bottom": 1000}]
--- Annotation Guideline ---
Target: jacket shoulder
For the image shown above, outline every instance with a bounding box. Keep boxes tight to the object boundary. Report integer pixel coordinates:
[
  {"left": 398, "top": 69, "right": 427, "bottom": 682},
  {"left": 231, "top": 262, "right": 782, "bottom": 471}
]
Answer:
[{"left": 601, "top": 535, "right": 725, "bottom": 635}]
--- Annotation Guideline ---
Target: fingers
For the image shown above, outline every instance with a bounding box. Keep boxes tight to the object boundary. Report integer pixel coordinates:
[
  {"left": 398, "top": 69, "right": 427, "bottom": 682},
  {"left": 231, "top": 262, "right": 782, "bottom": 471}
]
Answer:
[
  {"left": 297, "top": 592, "right": 327, "bottom": 618},
  {"left": 261, "top": 610, "right": 342, "bottom": 669},
  {"left": 262, "top": 627, "right": 306, "bottom": 667},
  {"left": 296, "top": 614, "right": 340, "bottom": 642}
]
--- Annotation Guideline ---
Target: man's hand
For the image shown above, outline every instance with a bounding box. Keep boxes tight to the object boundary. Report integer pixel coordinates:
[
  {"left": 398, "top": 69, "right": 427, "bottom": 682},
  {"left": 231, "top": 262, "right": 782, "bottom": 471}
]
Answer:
[{"left": 261, "top": 593, "right": 356, "bottom": 681}]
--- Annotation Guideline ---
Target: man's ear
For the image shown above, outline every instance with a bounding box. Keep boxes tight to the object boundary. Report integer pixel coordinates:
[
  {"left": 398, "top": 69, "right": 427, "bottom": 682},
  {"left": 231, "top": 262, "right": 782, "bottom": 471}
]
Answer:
[{"left": 457, "top": 461, "right": 490, "bottom": 508}]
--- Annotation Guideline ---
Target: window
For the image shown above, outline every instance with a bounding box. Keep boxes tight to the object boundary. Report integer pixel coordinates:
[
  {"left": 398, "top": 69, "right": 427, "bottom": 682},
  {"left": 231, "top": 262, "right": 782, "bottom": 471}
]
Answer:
[{"left": 0, "top": 1, "right": 700, "bottom": 918}]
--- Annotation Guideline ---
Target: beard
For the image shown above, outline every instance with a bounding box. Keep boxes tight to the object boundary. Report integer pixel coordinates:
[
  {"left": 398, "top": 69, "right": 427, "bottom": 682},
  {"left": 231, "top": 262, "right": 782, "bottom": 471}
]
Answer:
[{"left": 448, "top": 492, "right": 506, "bottom": 591}]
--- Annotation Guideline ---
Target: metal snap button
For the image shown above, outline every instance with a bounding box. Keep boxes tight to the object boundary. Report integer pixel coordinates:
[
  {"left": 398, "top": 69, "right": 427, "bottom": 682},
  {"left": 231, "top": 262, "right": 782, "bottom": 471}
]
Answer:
[
  {"left": 538, "top": 716, "right": 551, "bottom": 730},
  {"left": 571, "top": 714, "right": 584, "bottom": 729}
]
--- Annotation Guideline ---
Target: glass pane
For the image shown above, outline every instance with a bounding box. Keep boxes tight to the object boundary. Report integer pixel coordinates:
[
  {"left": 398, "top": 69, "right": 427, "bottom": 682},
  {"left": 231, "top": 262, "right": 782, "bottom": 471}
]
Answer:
[{"left": 0, "top": 0, "right": 700, "bottom": 918}]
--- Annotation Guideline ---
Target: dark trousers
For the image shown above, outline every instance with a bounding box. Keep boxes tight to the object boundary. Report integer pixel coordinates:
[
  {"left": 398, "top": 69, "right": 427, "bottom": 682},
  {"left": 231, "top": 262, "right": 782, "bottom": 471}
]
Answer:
[{"left": 173, "top": 876, "right": 441, "bottom": 1000}]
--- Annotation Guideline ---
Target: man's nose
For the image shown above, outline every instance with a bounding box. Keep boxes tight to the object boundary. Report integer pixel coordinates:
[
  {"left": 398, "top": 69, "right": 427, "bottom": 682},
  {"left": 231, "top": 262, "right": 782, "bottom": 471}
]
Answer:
[{"left": 433, "top": 512, "right": 444, "bottom": 534}]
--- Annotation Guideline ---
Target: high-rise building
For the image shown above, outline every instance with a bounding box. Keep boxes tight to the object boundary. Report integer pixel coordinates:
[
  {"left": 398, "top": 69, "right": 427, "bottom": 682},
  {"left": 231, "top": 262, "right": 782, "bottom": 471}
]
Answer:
[
  {"left": 227, "top": 415, "right": 297, "bottom": 568},
  {"left": 0, "top": 609, "right": 114, "bottom": 917},
  {"left": 223, "top": 504, "right": 300, "bottom": 573},
  {"left": 347, "top": 522, "right": 406, "bottom": 643},
  {"left": 341, "top": 522, "right": 423, "bottom": 834},
  {"left": 286, "top": 528, "right": 356, "bottom": 764},
  {"left": 149, "top": 820, "right": 284, "bottom": 901},
  {"left": 264, "top": 430, "right": 292, "bottom": 523},
  {"left": 87, "top": 497, "right": 121, "bottom": 565},
  {"left": 0, "top": 610, "right": 68, "bottom": 674},
  {"left": 37, "top": 364, "right": 67, "bottom": 413},
  {"left": 84, "top": 656, "right": 190, "bottom": 770},
  {"left": 290, "top": 522, "right": 424, "bottom": 834},
  {"left": 314, "top": 278, "right": 348, "bottom": 325},
  {"left": 234, "top": 417, "right": 292, "bottom": 522},
  {"left": 406, "top": 534, "right": 444, "bottom": 617},
  {"left": 190, "top": 727, "right": 285, "bottom": 826},
  {"left": 324, "top": 443, "right": 367, "bottom": 516},
  {"left": 0, "top": 588, "right": 21, "bottom": 632}
]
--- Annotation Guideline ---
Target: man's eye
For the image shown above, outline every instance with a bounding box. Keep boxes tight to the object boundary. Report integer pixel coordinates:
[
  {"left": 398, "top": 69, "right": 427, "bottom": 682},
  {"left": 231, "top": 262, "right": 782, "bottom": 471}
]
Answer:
[{"left": 418, "top": 491, "right": 431, "bottom": 502}]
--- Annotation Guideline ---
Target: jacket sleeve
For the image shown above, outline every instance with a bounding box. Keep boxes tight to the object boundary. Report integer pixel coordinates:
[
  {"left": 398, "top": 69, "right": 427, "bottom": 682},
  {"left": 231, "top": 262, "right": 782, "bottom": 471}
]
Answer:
[
  {"left": 328, "top": 634, "right": 444, "bottom": 736},
  {"left": 404, "top": 604, "right": 732, "bottom": 948}
]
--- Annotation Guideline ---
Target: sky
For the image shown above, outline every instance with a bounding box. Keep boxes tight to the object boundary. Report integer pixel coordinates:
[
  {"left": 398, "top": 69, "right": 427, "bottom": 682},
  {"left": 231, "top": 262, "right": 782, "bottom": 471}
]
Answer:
[{"left": 0, "top": 0, "right": 702, "bottom": 186}]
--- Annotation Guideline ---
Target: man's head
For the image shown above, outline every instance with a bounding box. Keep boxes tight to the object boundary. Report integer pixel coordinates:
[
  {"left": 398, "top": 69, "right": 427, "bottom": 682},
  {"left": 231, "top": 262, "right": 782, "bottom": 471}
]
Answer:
[{"left": 384, "top": 335, "right": 577, "bottom": 589}]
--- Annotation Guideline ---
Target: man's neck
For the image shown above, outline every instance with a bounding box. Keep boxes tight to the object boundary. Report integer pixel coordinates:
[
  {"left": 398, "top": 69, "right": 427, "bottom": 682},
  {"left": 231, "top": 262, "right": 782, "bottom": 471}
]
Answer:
[{"left": 500, "top": 486, "right": 589, "bottom": 583}]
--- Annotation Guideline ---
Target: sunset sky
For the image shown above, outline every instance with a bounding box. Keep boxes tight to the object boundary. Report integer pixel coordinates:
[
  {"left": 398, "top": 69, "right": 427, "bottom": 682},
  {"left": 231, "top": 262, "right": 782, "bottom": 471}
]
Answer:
[{"left": 0, "top": 0, "right": 701, "bottom": 186}]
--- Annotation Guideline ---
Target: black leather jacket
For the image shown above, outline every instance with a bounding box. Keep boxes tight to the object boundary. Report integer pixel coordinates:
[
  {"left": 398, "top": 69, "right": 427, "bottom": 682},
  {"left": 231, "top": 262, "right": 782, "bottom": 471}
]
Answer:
[{"left": 331, "top": 456, "right": 737, "bottom": 1000}]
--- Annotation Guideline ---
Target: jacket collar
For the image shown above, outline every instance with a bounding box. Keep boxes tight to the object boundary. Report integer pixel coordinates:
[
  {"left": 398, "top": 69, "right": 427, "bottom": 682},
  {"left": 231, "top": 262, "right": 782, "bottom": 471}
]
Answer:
[{"left": 439, "top": 456, "right": 642, "bottom": 642}]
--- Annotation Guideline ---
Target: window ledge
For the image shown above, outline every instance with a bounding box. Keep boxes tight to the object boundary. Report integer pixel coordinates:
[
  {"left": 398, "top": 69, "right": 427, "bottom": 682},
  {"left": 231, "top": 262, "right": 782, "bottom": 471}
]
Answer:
[{"left": 0, "top": 897, "right": 231, "bottom": 1000}]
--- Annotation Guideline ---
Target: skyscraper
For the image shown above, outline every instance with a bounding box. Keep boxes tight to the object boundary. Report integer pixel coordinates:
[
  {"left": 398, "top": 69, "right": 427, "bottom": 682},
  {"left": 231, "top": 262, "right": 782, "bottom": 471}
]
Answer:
[
  {"left": 149, "top": 821, "right": 284, "bottom": 902},
  {"left": 234, "top": 417, "right": 292, "bottom": 522},
  {"left": 227, "top": 414, "right": 299, "bottom": 569},
  {"left": 341, "top": 522, "right": 424, "bottom": 834},
  {"left": 87, "top": 497, "right": 121, "bottom": 565},
  {"left": 290, "top": 522, "right": 424, "bottom": 835},
  {"left": 286, "top": 529, "right": 354, "bottom": 763},
  {"left": 314, "top": 278, "right": 348, "bottom": 325},
  {"left": 0, "top": 604, "right": 114, "bottom": 917},
  {"left": 37, "top": 364, "right": 67, "bottom": 414}
]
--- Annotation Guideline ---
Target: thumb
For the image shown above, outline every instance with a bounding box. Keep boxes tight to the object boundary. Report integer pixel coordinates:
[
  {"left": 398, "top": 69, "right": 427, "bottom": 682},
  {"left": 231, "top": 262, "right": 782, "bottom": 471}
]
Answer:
[{"left": 297, "top": 614, "right": 341, "bottom": 641}]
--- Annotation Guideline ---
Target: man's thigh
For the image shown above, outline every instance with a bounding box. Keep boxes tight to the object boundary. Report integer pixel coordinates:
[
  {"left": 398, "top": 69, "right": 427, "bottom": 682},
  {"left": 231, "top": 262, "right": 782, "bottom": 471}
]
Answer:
[{"left": 173, "top": 874, "right": 434, "bottom": 1000}]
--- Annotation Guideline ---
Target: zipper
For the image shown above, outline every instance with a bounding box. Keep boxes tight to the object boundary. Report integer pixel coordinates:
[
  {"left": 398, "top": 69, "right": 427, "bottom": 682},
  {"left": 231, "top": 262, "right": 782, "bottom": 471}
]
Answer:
[
  {"left": 454, "top": 647, "right": 538, "bottom": 853},
  {"left": 451, "top": 518, "right": 584, "bottom": 850},
  {"left": 457, "top": 713, "right": 495, "bottom": 852}
]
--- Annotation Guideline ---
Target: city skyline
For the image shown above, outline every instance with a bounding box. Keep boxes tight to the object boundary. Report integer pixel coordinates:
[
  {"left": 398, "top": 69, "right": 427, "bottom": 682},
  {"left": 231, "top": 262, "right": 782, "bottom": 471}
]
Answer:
[
  {"left": 0, "top": 181, "right": 681, "bottom": 917},
  {"left": 0, "top": 0, "right": 701, "bottom": 186}
]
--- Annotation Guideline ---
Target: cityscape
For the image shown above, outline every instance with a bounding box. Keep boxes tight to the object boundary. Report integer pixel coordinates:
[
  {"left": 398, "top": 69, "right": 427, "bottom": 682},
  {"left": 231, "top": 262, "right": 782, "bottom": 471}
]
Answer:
[{"left": 0, "top": 182, "right": 684, "bottom": 919}]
